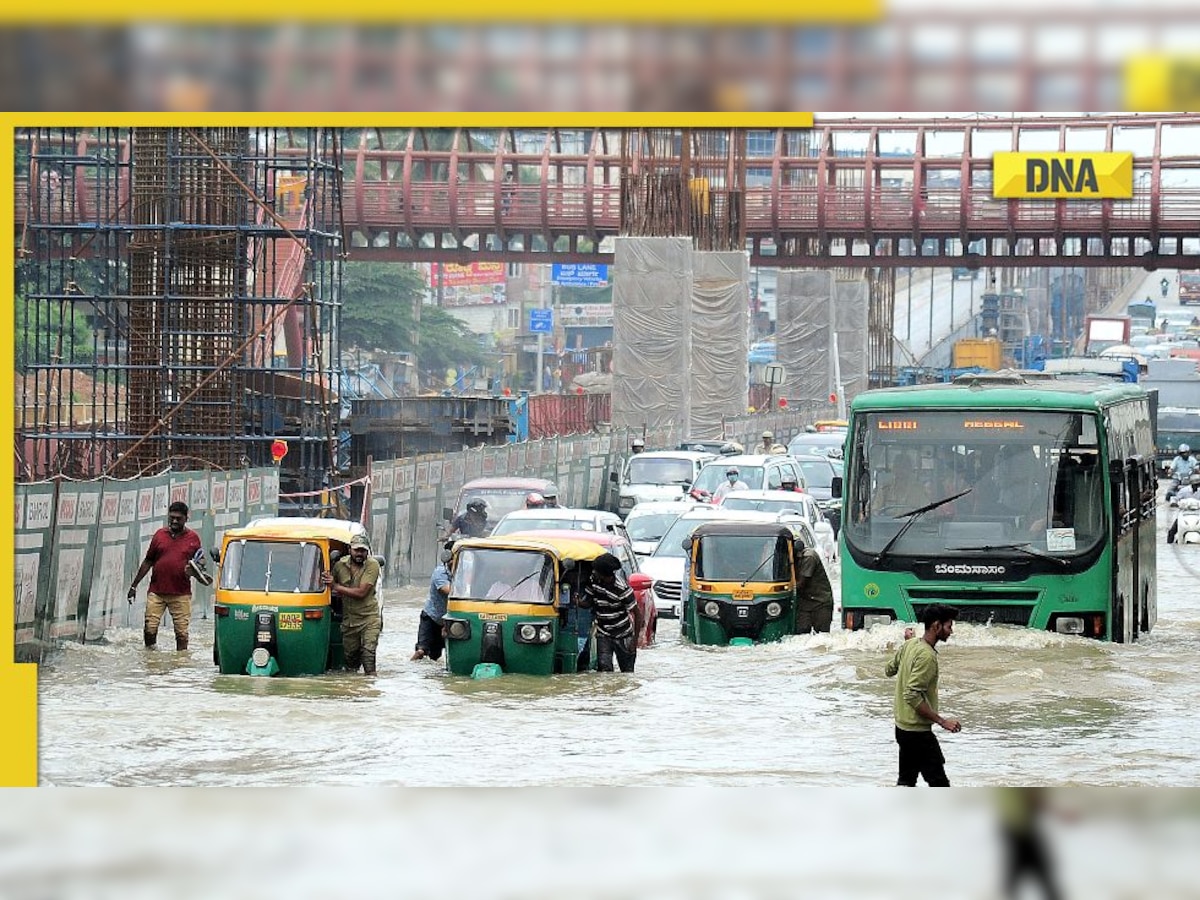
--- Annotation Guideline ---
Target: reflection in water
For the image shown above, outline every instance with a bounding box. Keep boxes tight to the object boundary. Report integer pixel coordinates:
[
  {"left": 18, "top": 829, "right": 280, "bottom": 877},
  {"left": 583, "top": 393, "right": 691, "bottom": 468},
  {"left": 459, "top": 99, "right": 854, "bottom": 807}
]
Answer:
[{"left": 995, "top": 787, "right": 1063, "bottom": 900}]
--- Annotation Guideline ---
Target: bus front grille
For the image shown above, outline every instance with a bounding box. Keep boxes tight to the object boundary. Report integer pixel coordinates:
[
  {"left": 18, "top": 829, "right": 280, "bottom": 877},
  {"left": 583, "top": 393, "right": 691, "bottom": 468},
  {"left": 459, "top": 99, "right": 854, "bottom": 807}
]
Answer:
[{"left": 910, "top": 602, "right": 1034, "bottom": 627}]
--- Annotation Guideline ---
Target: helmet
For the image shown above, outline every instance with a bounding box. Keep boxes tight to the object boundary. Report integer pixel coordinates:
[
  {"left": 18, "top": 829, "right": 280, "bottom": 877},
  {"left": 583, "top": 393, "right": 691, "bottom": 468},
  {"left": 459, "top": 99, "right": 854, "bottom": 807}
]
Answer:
[
  {"left": 631, "top": 438, "right": 645, "bottom": 448},
  {"left": 762, "top": 430, "right": 774, "bottom": 440},
  {"left": 1182, "top": 444, "right": 1191, "bottom": 453},
  {"left": 543, "top": 487, "right": 558, "bottom": 500},
  {"left": 1190, "top": 473, "right": 1200, "bottom": 486},
  {"left": 726, "top": 467, "right": 740, "bottom": 476},
  {"left": 525, "top": 492, "right": 545, "bottom": 508},
  {"left": 466, "top": 498, "right": 488, "bottom": 514}
]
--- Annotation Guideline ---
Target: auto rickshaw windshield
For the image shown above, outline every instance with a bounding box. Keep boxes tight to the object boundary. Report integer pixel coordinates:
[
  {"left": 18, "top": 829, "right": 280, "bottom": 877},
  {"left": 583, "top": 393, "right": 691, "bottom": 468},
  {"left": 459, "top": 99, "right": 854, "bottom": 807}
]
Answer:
[
  {"left": 451, "top": 548, "right": 554, "bottom": 603},
  {"left": 695, "top": 533, "right": 792, "bottom": 582},
  {"left": 220, "top": 540, "right": 324, "bottom": 593}
]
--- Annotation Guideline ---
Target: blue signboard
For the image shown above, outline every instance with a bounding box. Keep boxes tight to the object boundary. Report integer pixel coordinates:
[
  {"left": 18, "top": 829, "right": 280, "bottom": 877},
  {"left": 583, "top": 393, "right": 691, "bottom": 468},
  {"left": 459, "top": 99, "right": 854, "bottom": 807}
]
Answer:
[
  {"left": 529, "top": 308, "right": 554, "bottom": 334},
  {"left": 551, "top": 263, "right": 609, "bottom": 287}
]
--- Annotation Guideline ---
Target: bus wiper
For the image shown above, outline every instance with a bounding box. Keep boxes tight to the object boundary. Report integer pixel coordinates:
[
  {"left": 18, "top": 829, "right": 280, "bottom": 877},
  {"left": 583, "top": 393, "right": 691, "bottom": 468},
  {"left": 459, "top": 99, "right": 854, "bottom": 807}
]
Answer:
[
  {"left": 874, "top": 489, "right": 972, "bottom": 567},
  {"left": 949, "top": 542, "right": 1068, "bottom": 568}
]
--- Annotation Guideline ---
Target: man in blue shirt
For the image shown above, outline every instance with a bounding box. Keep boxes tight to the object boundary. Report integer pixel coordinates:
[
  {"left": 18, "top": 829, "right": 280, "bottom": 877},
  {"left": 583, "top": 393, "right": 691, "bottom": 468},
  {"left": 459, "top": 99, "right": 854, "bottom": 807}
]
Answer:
[{"left": 412, "top": 546, "right": 452, "bottom": 661}]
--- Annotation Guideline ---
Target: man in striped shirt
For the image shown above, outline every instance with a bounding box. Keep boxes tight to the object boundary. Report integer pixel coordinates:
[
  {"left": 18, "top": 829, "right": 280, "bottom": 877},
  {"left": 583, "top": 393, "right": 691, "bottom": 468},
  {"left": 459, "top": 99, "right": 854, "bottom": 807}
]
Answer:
[{"left": 579, "top": 552, "right": 641, "bottom": 673}]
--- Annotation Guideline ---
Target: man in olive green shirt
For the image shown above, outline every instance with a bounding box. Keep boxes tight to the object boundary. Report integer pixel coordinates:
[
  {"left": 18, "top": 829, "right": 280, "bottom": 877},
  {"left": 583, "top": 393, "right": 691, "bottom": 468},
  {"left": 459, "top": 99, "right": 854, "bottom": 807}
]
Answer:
[
  {"left": 885, "top": 603, "right": 962, "bottom": 786},
  {"left": 322, "top": 534, "right": 383, "bottom": 675}
]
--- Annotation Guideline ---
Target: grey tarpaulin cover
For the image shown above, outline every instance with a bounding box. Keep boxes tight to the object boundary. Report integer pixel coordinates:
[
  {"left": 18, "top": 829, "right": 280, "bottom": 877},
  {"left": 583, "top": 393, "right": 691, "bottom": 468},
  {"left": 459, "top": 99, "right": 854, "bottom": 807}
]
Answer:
[
  {"left": 834, "top": 277, "right": 869, "bottom": 401},
  {"left": 690, "top": 251, "right": 749, "bottom": 438},
  {"left": 612, "top": 237, "right": 693, "bottom": 432},
  {"left": 777, "top": 269, "right": 833, "bottom": 407}
]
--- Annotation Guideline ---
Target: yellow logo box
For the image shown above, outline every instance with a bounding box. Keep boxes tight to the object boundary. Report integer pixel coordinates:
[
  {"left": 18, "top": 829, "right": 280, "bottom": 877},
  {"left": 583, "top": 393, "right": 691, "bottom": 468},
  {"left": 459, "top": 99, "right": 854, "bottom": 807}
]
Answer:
[
  {"left": 1124, "top": 55, "right": 1200, "bottom": 110},
  {"left": 992, "top": 152, "right": 1133, "bottom": 199}
]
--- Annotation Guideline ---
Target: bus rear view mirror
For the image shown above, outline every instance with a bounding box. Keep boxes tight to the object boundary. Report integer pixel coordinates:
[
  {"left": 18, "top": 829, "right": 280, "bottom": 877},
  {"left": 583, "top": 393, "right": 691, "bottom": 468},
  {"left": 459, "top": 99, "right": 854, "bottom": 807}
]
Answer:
[{"left": 831, "top": 476, "right": 843, "bottom": 499}]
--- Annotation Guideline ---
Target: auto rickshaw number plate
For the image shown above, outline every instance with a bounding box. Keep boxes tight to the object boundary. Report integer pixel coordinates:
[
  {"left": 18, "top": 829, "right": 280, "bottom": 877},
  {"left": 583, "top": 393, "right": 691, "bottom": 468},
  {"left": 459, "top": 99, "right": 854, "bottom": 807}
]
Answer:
[
  {"left": 732, "top": 589, "right": 754, "bottom": 601},
  {"left": 278, "top": 612, "right": 303, "bottom": 631},
  {"left": 480, "top": 613, "right": 508, "bottom": 621}
]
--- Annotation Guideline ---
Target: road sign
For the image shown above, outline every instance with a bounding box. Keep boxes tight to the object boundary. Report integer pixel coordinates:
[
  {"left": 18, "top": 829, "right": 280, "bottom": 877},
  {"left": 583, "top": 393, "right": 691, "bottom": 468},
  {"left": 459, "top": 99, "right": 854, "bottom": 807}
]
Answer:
[
  {"left": 529, "top": 308, "right": 554, "bottom": 334},
  {"left": 551, "top": 263, "right": 609, "bottom": 286},
  {"left": 764, "top": 363, "right": 786, "bottom": 386}
]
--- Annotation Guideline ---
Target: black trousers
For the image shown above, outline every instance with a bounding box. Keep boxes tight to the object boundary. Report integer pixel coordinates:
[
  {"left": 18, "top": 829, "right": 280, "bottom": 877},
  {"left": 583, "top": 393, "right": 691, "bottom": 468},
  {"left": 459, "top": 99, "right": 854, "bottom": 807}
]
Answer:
[
  {"left": 1002, "top": 831, "right": 1060, "bottom": 900},
  {"left": 895, "top": 727, "right": 950, "bottom": 786},
  {"left": 595, "top": 633, "right": 636, "bottom": 673},
  {"left": 415, "top": 611, "right": 445, "bottom": 661}
]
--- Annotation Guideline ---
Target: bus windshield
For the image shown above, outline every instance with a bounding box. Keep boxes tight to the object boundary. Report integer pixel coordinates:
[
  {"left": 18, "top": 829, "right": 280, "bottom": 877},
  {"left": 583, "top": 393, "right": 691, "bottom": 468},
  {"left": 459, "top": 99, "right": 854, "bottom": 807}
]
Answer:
[{"left": 845, "top": 410, "right": 1106, "bottom": 558}]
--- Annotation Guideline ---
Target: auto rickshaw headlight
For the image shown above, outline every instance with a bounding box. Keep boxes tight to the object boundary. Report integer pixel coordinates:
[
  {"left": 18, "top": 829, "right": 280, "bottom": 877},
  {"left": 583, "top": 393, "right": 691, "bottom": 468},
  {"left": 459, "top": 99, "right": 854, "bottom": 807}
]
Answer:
[
  {"left": 446, "top": 618, "right": 471, "bottom": 640},
  {"left": 766, "top": 601, "right": 783, "bottom": 619},
  {"left": 702, "top": 600, "right": 721, "bottom": 618},
  {"left": 515, "top": 620, "right": 554, "bottom": 644}
]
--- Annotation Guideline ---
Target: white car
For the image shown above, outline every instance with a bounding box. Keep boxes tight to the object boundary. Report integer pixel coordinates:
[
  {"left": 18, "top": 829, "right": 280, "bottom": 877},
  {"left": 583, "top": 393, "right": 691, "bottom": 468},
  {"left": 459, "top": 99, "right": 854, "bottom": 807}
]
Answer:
[
  {"left": 718, "top": 489, "right": 837, "bottom": 562},
  {"left": 624, "top": 499, "right": 708, "bottom": 559},
  {"left": 613, "top": 450, "right": 716, "bottom": 516},
  {"left": 640, "top": 507, "right": 824, "bottom": 619},
  {"left": 490, "top": 507, "right": 629, "bottom": 544}
]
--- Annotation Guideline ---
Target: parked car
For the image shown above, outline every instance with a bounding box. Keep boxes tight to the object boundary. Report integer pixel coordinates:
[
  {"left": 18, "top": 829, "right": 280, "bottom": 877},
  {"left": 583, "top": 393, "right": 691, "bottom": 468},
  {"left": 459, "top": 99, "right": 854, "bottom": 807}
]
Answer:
[
  {"left": 676, "top": 438, "right": 743, "bottom": 456},
  {"left": 787, "top": 431, "right": 846, "bottom": 460},
  {"left": 641, "top": 506, "right": 824, "bottom": 620},
  {"left": 624, "top": 499, "right": 706, "bottom": 558},
  {"left": 442, "top": 477, "right": 559, "bottom": 538},
  {"left": 490, "top": 507, "right": 629, "bottom": 545},
  {"left": 493, "top": 527, "right": 657, "bottom": 648},
  {"left": 688, "top": 454, "right": 807, "bottom": 502},
  {"left": 612, "top": 450, "right": 716, "bottom": 516},
  {"left": 718, "top": 489, "right": 837, "bottom": 562},
  {"left": 790, "top": 454, "right": 844, "bottom": 536}
]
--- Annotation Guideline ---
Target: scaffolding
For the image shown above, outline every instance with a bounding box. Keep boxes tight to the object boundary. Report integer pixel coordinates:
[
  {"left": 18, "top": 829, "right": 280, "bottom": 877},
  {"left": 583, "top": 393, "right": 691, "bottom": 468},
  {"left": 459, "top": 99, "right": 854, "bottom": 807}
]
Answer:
[{"left": 15, "top": 127, "right": 344, "bottom": 494}]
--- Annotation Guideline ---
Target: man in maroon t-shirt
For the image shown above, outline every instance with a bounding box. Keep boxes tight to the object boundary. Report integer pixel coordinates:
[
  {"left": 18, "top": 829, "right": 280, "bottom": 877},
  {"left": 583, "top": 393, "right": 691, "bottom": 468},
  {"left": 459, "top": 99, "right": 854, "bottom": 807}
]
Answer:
[{"left": 128, "top": 501, "right": 203, "bottom": 650}]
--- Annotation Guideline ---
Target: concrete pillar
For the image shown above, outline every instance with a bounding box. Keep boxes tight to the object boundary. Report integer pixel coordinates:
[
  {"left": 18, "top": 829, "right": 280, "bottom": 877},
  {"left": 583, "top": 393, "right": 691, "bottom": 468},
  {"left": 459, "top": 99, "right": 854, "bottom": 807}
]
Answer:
[{"left": 689, "top": 251, "right": 749, "bottom": 438}]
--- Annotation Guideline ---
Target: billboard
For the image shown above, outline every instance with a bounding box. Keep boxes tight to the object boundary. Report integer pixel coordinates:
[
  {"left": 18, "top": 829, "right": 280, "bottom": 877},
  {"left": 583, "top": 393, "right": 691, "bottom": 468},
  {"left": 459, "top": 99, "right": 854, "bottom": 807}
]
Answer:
[{"left": 428, "top": 262, "right": 507, "bottom": 306}]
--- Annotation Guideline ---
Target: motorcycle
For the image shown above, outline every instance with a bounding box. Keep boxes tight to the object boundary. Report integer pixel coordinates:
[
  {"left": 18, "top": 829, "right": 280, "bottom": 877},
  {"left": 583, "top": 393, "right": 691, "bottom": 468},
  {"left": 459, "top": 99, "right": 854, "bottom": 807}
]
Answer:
[{"left": 1168, "top": 496, "right": 1200, "bottom": 544}]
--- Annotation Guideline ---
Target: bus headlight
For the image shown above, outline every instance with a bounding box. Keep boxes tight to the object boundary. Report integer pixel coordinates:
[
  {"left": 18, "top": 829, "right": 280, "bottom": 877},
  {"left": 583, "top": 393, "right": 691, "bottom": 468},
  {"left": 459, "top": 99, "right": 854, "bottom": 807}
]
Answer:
[
  {"left": 766, "top": 601, "right": 783, "bottom": 619},
  {"left": 1054, "top": 617, "right": 1085, "bottom": 635},
  {"left": 702, "top": 600, "right": 721, "bottom": 618},
  {"left": 445, "top": 618, "right": 471, "bottom": 640},
  {"left": 863, "top": 614, "right": 892, "bottom": 629}
]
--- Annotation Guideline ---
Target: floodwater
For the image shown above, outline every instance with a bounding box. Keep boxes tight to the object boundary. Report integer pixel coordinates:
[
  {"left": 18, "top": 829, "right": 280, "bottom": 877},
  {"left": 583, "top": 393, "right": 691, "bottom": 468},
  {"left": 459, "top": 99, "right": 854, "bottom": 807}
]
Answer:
[{"left": 36, "top": 505, "right": 1200, "bottom": 789}]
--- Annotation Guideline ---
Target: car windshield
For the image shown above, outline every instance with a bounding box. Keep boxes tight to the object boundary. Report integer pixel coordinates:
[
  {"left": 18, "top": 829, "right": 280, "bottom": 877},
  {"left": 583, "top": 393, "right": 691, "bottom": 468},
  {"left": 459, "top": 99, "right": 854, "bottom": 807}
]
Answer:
[
  {"left": 626, "top": 457, "right": 696, "bottom": 485},
  {"left": 653, "top": 516, "right": 711, "bottom": 558},
  {"left": 492, "top": 515, "right": 598, "bottom": 535},
  {"left": 457, "top": 490, "right": 536, "bottom": 521},
  {"left": 722, "top": 496, "right": 807, "bottom": 516},
  {"left": 219, "top": 540, "right": 324, "bottom": 593},
  {"left": 695, "top": 533, "right": 792, "bottom": 582},
  {"left": 692, "top": 464, "right": 765, "bottom": 494},
  {"left": 625, "top": 510, "right": 684, "bottom": 543},
  {"left": 844, "top": 410, "right": 1106, "bottom": 557},
  {"left": 449, "top": 548, "right": 553, "bottom": 603},
  {"left": 795, "top": 460, "right": 835, "bottom": 489}
]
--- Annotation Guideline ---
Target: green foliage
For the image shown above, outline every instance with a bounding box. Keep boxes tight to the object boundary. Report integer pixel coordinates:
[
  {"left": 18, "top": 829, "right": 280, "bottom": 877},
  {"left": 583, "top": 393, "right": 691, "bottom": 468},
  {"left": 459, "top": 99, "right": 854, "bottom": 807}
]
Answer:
[
  {"left": 339, "top": 261, "right": 487, "bottom": 374},
  {"left": 14, "top": 292, "right": 96, "bottom": 372}
]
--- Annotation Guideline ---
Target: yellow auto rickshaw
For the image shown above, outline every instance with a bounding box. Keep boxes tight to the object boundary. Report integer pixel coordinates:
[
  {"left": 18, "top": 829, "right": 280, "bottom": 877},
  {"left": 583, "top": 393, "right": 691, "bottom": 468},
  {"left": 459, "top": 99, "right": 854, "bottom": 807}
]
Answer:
[
  {"left": 443, "top": 534, "right": 646, "bottom": 677},
  {"left": 212, "top": 517, "right": 374, "bottom": 676},
  {"left": 681, "top": 517, "right": 814, "bottom": 646}
]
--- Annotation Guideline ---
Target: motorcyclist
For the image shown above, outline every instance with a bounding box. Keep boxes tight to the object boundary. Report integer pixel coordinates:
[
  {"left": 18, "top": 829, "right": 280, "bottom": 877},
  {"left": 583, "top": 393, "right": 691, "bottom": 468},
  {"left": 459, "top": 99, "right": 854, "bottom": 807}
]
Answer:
[
  {"left": 448, "top": 497, "right": 489, "bottom": 538},
  {"left": 1167, "top": 444, "right": 1196, "bottom": 498},
  {"left": 525, "top": 492, "right": 546, "bottom": 509},
  {"left": 1167, "top": 473, "right": 1200, "bottom": 543}
]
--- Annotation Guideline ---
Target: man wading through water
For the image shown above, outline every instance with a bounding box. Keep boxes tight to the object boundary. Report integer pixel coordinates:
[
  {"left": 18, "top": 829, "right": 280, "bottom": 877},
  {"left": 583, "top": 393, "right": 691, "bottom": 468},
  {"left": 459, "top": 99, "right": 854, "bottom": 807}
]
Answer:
[
  {"left": 128, "top": 501, "right": 204, "bottom": 650},
  {"left": 885, "top": 603, "right": 962, "bottom": 786},
  {"left": 322, "top": 534, "right": 383, "bottom": 675}
]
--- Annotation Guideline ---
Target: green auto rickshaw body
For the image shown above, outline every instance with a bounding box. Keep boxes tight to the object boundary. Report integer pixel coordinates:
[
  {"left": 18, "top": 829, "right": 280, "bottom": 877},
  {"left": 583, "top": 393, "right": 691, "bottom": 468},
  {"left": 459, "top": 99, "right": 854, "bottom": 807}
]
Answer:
[
  {"left": 682, "top": 519, "right": 805, "bottom": 646},
  {"left": 443, "top": 535, "right": 608, "bottom": 677},
  {"left": 213, "top": 517, "right": 370, "bottom": 677}
]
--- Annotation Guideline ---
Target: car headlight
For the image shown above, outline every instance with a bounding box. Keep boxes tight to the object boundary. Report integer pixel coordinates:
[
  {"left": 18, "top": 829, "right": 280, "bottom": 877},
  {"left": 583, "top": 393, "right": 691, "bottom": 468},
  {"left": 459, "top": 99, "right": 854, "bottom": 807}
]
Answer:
[
  {"left": 445, "top": 618, "right": 471, "bottom": 640},
  {"left": 702, "top": 600, "right": 720, "bottom": 618},
  {"left": 766, "top": 601, "right": 783, "bottom": 619}
]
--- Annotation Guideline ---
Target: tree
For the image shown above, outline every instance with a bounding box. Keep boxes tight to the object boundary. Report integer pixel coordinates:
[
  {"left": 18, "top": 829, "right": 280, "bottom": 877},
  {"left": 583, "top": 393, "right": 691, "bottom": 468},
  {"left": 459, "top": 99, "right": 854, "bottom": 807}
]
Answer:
[{"left": 339, "top": 261, "right": 488, "bottom": 375}]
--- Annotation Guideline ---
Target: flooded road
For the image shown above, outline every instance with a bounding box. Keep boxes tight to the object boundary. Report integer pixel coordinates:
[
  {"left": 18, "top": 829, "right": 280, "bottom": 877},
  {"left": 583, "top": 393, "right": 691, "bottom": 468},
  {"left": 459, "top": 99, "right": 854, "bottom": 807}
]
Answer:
[{"left": 36, "top": 506, "right": 1200, "bottom": 787}]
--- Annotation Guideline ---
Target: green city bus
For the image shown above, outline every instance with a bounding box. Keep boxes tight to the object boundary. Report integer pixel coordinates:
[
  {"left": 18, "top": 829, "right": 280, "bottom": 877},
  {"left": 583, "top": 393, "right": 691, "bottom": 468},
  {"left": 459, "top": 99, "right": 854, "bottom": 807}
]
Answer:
[{"left": 840, "top": 375, "right": 1156, "bottom": 642}]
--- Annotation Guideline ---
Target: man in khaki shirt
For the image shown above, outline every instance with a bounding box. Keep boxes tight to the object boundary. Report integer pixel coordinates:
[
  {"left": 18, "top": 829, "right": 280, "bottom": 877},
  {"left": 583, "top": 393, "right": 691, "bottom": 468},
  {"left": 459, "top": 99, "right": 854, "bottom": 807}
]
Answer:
[
  {"left": 885, "top": 603, "right": 962, "bottom": 786},
  {"left": 322, "top": 534, "right": 383, "bottom": 675}
]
